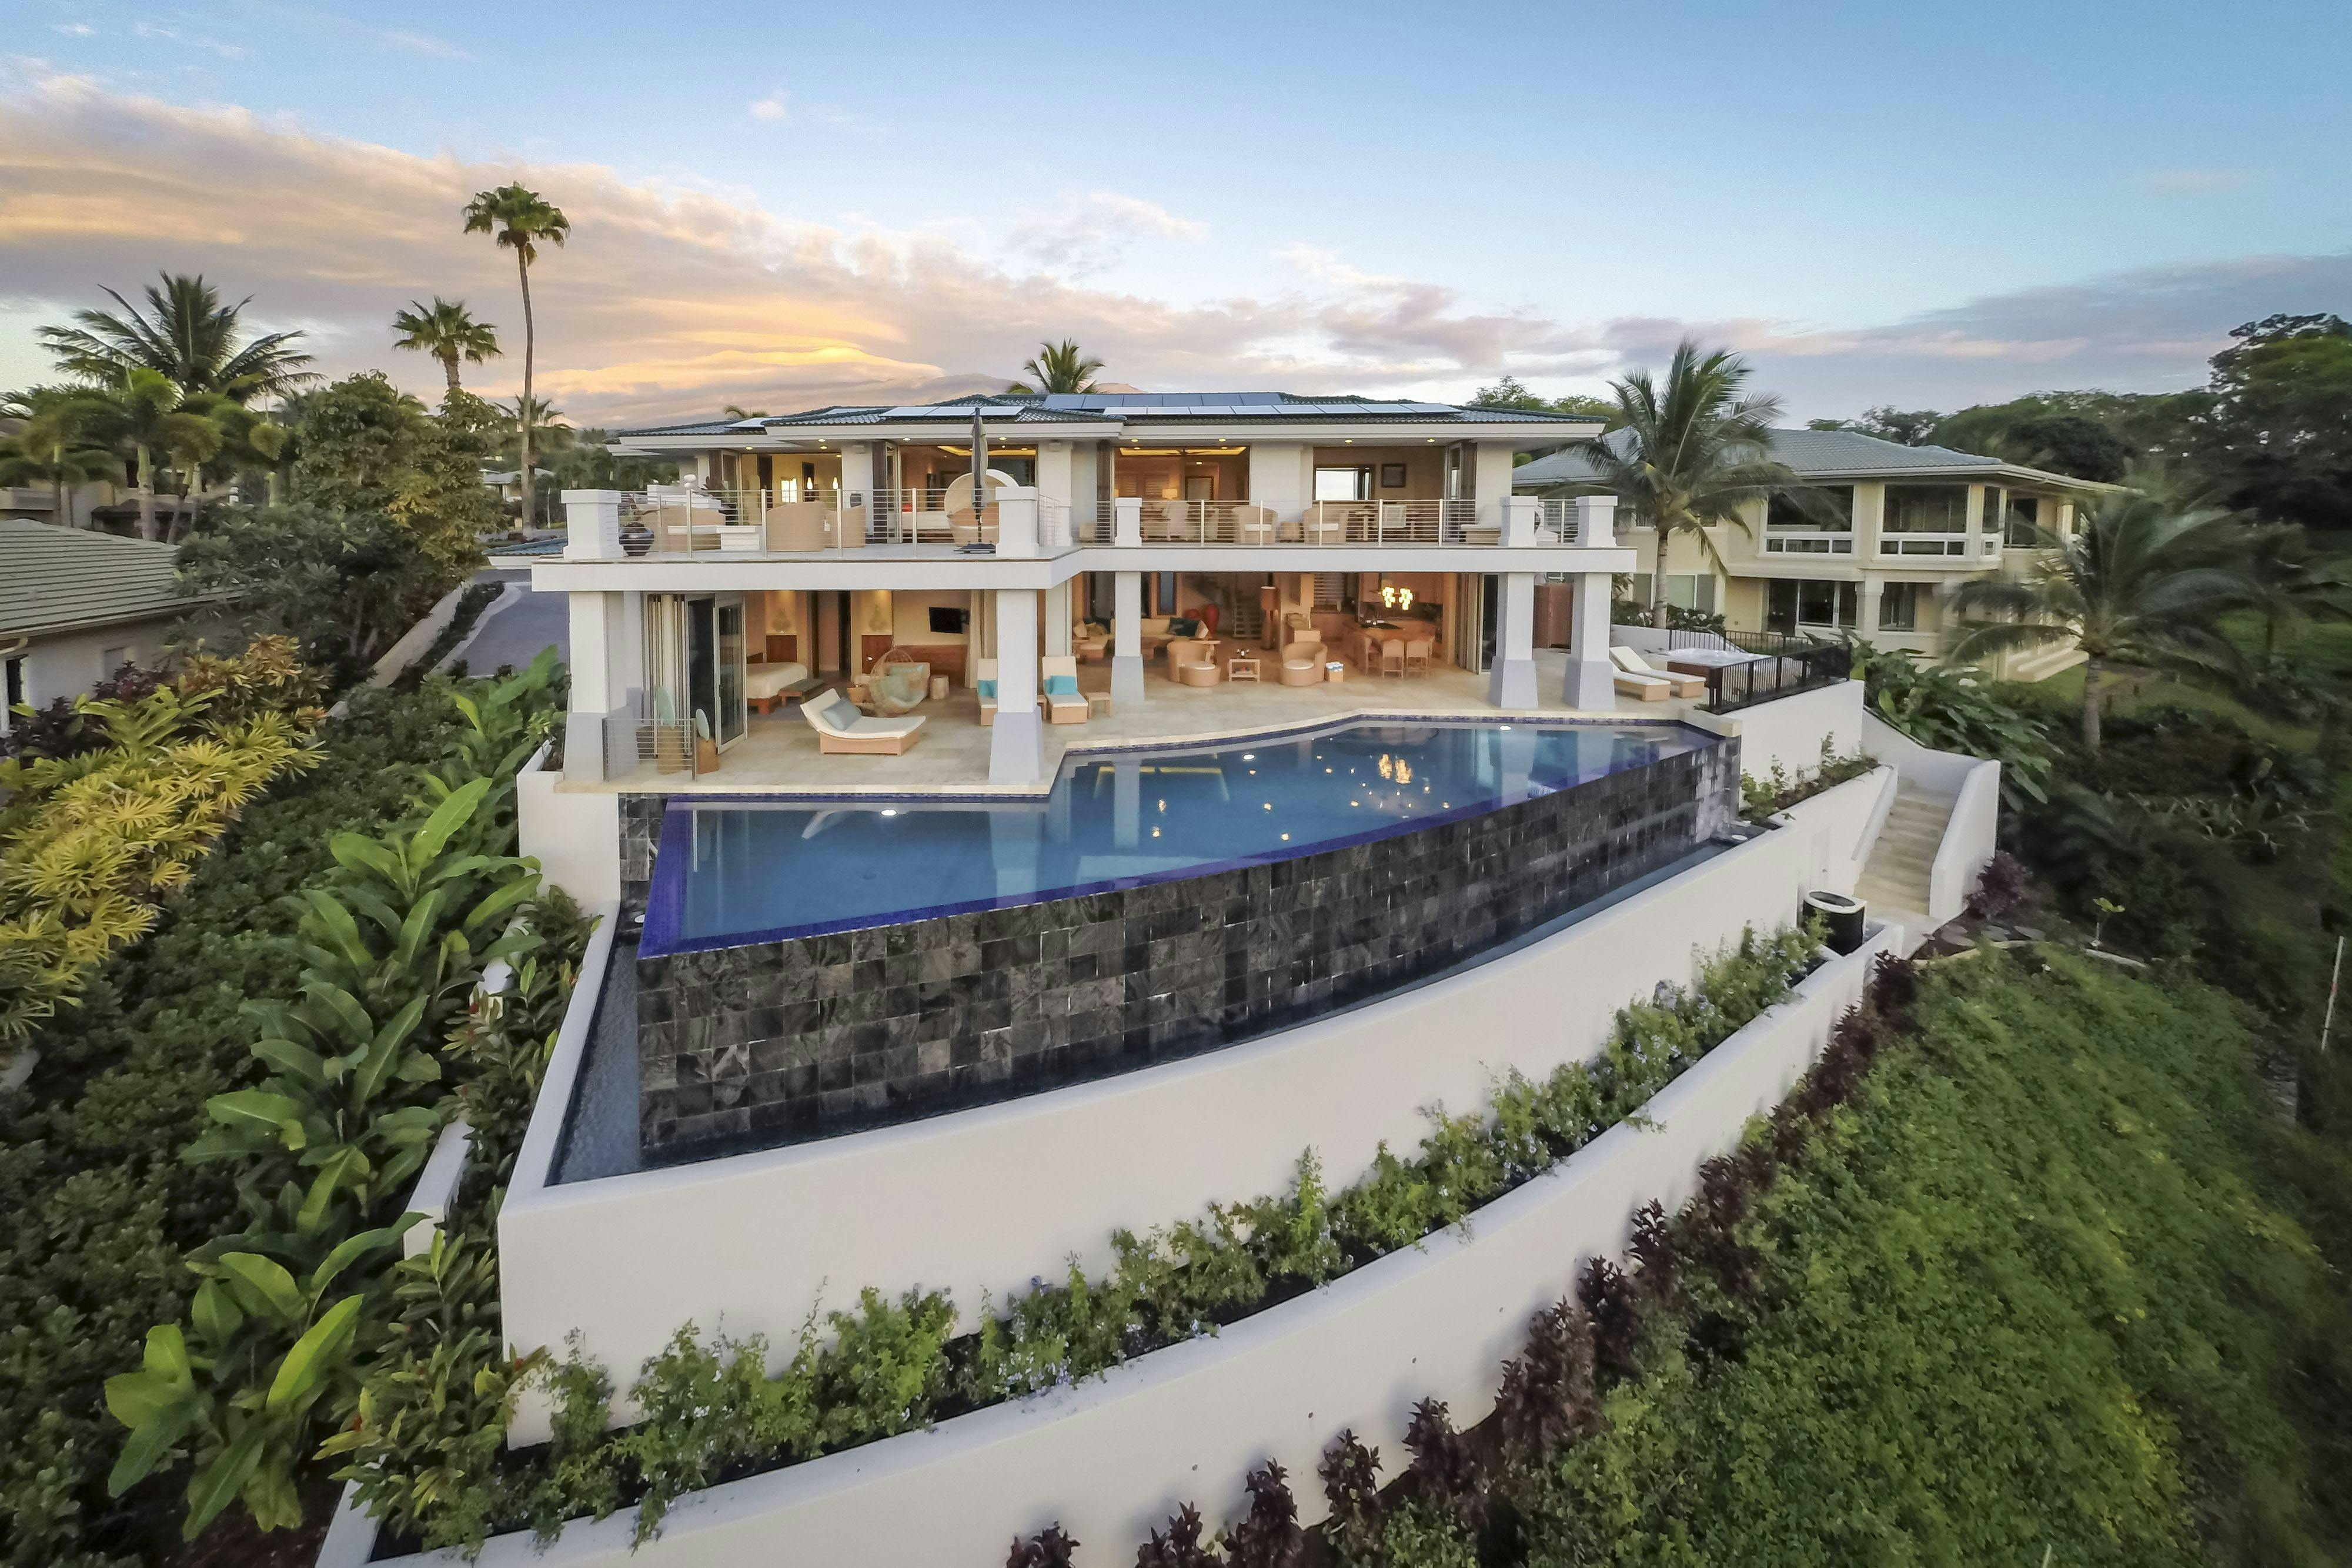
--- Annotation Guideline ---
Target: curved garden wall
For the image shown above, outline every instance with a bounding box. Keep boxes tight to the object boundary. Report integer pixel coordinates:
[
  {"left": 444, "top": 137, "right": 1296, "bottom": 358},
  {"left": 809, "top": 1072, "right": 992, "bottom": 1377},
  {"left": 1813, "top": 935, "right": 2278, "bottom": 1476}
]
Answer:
[
  {"left": 357, "top": 921, "right": 1900, "bottom": 1568},
  {"left": 497, "top": 789, "right": 1886, "bottom": 1442}
]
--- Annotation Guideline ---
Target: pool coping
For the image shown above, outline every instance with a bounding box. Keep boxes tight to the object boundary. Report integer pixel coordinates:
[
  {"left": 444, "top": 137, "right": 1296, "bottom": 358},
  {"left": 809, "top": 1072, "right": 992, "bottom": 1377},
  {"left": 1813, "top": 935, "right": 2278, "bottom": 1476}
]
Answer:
[{"left": 636, "top": 715, "right": 1722, "bottom": 958}]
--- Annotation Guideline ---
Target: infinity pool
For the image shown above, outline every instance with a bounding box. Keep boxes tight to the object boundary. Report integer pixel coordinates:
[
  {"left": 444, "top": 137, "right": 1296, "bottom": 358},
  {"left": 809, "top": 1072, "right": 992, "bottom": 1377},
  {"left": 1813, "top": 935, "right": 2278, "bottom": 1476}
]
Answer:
[{"left": 641, "top": 720, "right": 1714, "bottom": 956}]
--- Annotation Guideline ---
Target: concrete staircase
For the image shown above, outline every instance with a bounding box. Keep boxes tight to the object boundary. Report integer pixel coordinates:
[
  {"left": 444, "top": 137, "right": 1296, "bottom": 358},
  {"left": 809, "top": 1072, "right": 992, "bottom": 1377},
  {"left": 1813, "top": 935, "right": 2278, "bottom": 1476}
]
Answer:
[{"left": 1856, "top": 784, "right": 1953, "bottom": 939}]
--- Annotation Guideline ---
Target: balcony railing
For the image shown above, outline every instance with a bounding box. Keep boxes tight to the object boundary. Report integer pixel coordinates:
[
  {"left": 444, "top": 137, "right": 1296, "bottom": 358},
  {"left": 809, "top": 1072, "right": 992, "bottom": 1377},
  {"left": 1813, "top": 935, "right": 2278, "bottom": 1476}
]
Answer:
[
  {"left": 1763, "top": 530, "right": 1855, "bottom": 556},
  {"left": 605, "top": 490, "right": 1582, "bottom": 555},
  {"left": 1081, "top": 497, "right": 1531, "bottom": 545},
  {"left": 1662, "top": 626, "right": 1849, "bottom": 715},
  {"left": 1876, "top": 531, "right": 1979, "bottom": 559}
]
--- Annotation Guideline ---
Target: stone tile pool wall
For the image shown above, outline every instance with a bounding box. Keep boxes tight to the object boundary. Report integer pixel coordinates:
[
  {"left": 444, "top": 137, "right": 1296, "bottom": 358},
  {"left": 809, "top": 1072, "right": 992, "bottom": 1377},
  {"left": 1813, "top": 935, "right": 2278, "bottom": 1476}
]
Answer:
[{"left": 632, "top": 738, "right": 1739, "bottom": 1156}]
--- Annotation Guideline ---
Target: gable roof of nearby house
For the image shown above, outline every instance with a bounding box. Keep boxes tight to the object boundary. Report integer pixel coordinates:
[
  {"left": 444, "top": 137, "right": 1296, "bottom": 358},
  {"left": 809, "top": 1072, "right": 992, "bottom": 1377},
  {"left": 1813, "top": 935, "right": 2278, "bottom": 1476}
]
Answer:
[
  {"left": 1512, "top": 426, "right": 2106, "bottom": 492},
  {"left": 615, "top": 391, "right": 1592, "bottom": 441},
  {"left": 0, "top": 520, "right": 220, "bottom": 640}
]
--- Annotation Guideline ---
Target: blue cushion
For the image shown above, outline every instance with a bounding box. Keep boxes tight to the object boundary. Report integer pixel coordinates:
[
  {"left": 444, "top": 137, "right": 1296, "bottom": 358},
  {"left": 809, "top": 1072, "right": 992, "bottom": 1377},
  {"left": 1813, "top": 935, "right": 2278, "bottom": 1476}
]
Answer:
[
  {"left": 976, "top": 678, "right": 998, "bottom": 700},
  {"left": 1167, "top": 616, "right": 1201, "bottom": 637},
  {"left": 1044, "top": 674, "right": 1078, "bottom": 697}
]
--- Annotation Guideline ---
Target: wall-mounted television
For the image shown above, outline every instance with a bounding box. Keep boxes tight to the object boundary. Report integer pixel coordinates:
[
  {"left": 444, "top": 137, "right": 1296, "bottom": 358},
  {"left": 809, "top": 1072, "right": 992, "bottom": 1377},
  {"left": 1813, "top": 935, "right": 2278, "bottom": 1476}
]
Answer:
[{"left": 928, "top": 606, "right": 968, "bottom": 636}]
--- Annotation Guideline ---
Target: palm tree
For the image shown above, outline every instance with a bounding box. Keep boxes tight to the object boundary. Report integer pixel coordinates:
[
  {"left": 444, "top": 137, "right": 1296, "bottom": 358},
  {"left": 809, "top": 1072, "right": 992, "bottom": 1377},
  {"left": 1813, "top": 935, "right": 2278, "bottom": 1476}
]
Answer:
[
  {"left": 171, "top": 393, "right": 289, "bottom": 536},
  {"left": 38, "top": 273, "right": 315, "bottom": 402},
  {"left": 463, "top": 184, "right": 570, "bottom": 533},
  {"left": 1946, "top": 481, "right": 2257, "bottom": 750},
  {"left": 82, "top": 370, "right": 223, "bottom": 539},
  {"left": 390, "top": 297, "right": 503, "bottom": 390},
  {"left": 0, "top": 387, "right": 123, "bottom": 524},
  {"left": 1578, "top": 340, "right": 1799, "bottom": 627},
  {"left": 1005, "top": 339, "right": 1104, "bottom": 394},
  {"left": 2236, "top": 520, "right": 2350, "bottom": 654}
]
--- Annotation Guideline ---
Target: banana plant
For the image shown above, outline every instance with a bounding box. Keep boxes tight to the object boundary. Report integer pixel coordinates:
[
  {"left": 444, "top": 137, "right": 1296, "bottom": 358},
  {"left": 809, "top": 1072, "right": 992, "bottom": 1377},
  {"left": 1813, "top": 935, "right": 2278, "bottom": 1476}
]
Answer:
[{"left": 105, "top": 1219, "right": 415, "bottom": 1539}]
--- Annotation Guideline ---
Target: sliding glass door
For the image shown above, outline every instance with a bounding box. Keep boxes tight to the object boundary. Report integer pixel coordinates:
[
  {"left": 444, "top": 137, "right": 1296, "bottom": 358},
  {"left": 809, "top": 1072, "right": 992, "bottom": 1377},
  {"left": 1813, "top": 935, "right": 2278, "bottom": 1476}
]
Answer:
[{"left": 662, "top": 594, "right": 750, "bottom": 750}]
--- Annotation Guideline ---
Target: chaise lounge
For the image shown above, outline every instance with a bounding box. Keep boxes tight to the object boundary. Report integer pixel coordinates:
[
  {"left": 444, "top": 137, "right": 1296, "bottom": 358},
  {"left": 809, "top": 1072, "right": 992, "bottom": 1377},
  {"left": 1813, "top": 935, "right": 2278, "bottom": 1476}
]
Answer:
[
  {"left": 1039, "top": 656, "right": 1088, "bottom": 724},
  {"left": 801, "top": 689, "right": 927, "bottom": 755},
  {"left": 1609, "top": 645, "right": 1707, "bottom": 700}
]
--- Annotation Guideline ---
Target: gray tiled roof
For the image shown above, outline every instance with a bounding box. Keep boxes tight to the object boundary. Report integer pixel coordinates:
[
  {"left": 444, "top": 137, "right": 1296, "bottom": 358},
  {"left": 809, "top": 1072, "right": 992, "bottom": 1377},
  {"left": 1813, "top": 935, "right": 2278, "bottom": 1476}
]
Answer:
[
  {"left": 617, "top": 390, "right": 1592, "bottom": 439},
  {"left": 0, "top": 520, "right": 222, "bottom": 639},
  {"left": 1514, "top": 426, "right": 2055, "bottom": 489}
]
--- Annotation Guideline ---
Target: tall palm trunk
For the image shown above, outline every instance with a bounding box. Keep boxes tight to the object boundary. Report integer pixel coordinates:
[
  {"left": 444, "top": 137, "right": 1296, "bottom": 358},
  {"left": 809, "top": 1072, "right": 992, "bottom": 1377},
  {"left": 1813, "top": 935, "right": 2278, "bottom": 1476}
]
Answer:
[
  {"left": 1651, "top": 523, "right": 1672, "bottom": 628},
  {"left": 134, "top": 444, "right": 158, "bottom": 541},
  {"left": 442, "top": 352, "right": 461, "bottom": 392},
  {"left": 2080, "top": 655, "right": 2103, "bottom": 753},
  {"left": 516, "top": 249, "right": 536, "bottom": 530}
]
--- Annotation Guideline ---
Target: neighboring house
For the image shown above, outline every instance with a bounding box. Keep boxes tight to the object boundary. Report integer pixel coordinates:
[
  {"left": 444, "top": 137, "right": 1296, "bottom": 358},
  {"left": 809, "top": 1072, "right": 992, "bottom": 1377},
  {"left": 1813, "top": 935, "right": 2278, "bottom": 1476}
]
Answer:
[
  {"left": 540, "top": 389, "right": 1632, "bottom": 788},
  {"left": 0, "top": 520, "right": 226, "bottom": 732},
  {"left": 1514, "top": 426, "right": 2109, "bottom": 680}
]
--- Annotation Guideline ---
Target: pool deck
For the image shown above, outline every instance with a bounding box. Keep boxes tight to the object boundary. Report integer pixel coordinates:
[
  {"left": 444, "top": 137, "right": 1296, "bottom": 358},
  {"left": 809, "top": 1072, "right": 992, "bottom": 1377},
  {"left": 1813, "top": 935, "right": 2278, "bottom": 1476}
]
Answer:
[{"left": 584, "top": 648, "right": 1712, "bottom": 798}]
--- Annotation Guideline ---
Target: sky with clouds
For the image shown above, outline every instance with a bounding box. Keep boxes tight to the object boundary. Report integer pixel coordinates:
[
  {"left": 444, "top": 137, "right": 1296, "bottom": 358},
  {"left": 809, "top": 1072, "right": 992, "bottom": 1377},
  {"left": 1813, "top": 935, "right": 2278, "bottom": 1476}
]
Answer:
[{"left": 2, "top": 0, "right": 2346, "bottom": 426}]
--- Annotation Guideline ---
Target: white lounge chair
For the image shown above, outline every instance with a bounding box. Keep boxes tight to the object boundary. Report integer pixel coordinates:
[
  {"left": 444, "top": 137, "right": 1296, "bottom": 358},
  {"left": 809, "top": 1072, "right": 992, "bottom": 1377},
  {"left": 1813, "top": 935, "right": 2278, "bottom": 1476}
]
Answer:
[
  {"left": 801, "top": 690, "right": 927, "bottom": 755},
  {"left": 974, "top": 658, "right": 998, "bottom": 727},
  {"left": 1609, "top": 645, "right": 1707, "bottom": 698},
  {"left": 1039, "top": 655, "right": 1088, "bottom": 725}
]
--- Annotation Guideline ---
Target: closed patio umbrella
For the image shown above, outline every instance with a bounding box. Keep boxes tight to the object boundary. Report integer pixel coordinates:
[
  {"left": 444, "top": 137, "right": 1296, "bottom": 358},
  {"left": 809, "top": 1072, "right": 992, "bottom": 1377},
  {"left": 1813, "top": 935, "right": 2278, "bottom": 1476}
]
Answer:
[{"left": 968, "top": 405, "right": 991, "bottom": 552}]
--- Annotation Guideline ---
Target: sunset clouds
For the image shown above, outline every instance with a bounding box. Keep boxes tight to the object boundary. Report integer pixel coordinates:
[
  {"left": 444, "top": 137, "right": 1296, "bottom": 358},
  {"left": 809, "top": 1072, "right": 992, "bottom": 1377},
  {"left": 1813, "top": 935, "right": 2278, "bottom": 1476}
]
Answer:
[{"left": 1, "top": 62, "right": 2339, "bottom": 424}]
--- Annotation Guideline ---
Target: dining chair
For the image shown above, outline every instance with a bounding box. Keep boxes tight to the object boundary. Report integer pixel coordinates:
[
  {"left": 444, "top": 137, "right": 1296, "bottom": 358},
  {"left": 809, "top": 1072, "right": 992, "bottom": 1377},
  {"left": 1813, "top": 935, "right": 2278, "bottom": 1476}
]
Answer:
[
  {"left": 1380, "top": 639, "right": 1405, "bottom": 678},
  {"left": 1404, "top": 638, "right": 1432, "bottom": 676}
]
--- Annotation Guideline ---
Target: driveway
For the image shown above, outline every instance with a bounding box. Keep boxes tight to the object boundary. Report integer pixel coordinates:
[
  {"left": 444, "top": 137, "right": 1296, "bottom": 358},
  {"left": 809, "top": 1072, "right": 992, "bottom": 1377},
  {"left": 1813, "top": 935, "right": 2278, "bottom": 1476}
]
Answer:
[{"left": 452, "top": 571, "right": 568, "bottom": 674}]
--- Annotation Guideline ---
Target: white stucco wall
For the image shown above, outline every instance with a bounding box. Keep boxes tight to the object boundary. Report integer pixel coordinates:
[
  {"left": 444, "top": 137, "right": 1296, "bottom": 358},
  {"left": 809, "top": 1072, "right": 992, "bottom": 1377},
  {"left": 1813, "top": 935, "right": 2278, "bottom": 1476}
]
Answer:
[
  {"left": 516, "top": 744, "right": 624, "bottom": 906},
  {"left": 496, "top": 811, "right": 1882, "bottom": 1440},
  {"left": 363, "top": 922, "right": 1899, "bottom": 1568},
  {"left": 4, "top": 612, "right": 221, "bottom": 727}
]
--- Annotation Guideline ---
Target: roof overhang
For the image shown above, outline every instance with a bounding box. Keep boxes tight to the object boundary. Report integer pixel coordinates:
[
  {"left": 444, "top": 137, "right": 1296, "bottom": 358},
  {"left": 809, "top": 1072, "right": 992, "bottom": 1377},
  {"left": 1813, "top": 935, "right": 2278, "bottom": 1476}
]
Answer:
[{"left": 612, "top": 417, "right": 1603, "bottom": 454}]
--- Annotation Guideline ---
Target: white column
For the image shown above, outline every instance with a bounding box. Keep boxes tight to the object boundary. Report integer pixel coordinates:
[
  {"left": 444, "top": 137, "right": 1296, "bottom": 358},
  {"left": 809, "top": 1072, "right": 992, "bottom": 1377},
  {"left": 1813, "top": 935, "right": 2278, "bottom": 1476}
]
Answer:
[
  {"left": 995, "top": 485, "right": 1040, "bottom": 559},
  {"left": 840, "top": 442, "right": 874, "bottom": 505},
  {"left": 1472, "top": 442, "right": 1515, "bottom": 534},
  {"left": 1111, "top": 570, "right": 1147, "bottom": 707},
  {"left": 1859, "top": 576, "right": 1885, "bottom": 638},
  {"left": 1043, "top": 580, "right": 1072, "bottom": 656},
  {"left": 1571, "top": 494, "right": 1617, "bottom": 549},
  {"left": 1565, "top": 571, "right": 1616, "bottom": 710},
  {"left": 1245, "top": 441, "right": 1309, "bottom": 522},
  {"left": 563, "top": 591, "right": 620, "bottom": 780},
  {"left": 989, "top": 587, "right": 1045, "bottom": 783},
  {"left": 1499, "top": 494, "right": 1540, "bottom": 548},
  {"left": 562, "top": 490, "right": 623, "bottom": 559},
  {"left": 1486, "top": 571, "right": 1538, "bottom": 709},
  {"left": 1114, "top": 496, "right": 1143, "bottom": 547}
]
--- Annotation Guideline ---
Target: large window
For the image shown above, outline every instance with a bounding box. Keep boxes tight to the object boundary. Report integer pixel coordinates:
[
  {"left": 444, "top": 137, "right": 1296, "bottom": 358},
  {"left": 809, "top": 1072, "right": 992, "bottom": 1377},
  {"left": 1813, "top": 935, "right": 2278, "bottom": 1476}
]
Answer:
[
  {"left": 1882, "top": 484, "right": 1969, "bottom": 533},
  {"left": 2003, "top": 492, "right": 2043, "bottom": 546},
  {"left": 1629, "top": 574, "right": 1718, "bottom": 613},
  {"left": 1314, "top": 466, "right": 1372, "bottom": 502},
  {"left": 1878, "top": 581, "right": 1920, "bottom": 631},
  {"left": 1766, "top": 578, "right": 1859, "bottom": 633},
  {"left": 1768, "top": 486, "right": 1854, "bottom": 531}
]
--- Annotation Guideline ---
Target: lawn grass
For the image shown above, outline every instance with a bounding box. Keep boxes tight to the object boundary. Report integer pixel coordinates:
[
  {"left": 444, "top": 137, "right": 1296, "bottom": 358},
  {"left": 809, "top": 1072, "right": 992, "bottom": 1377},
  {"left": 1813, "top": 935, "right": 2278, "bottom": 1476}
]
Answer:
[{"left": 1512, "top": 951, "right": 2352, "bottom": 1568}]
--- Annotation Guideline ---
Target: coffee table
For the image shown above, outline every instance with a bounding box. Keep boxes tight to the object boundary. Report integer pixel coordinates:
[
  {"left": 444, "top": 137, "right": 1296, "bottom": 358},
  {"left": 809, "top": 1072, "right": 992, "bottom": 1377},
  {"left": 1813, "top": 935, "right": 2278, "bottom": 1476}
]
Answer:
[{"left": 1228, "top": 655, "right": 1261, "bottom": 682}]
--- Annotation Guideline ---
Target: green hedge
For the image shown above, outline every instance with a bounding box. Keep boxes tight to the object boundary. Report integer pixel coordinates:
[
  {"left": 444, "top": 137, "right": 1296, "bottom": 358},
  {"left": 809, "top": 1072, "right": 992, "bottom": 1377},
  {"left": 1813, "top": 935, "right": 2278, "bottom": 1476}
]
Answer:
[
  {"left": 1504, "top": 952, "right": 2352, "bottom": 1567},
  {"left": 0, "top": 686, "right": 465, "bottom": 1568}
]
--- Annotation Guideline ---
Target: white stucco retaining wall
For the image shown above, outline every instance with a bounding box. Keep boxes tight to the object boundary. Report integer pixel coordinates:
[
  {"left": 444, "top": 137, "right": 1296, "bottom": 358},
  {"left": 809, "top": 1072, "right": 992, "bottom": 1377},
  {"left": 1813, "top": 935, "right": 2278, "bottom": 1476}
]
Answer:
[
  {"left": 1861, "top": 713, "right": 2000, "bottom": 926},
  {"left": 362, "top": 920, "right": 1900, "bottom": 1568},
  {"left": 516, "top": 743, "right": 623, "bottom": 905},
  {"left": 1771, "top": 764, "right": 1897, "bottom": 898},
  {"left": 498, "top": 809, "right": 1878, "bottom": 1441}
]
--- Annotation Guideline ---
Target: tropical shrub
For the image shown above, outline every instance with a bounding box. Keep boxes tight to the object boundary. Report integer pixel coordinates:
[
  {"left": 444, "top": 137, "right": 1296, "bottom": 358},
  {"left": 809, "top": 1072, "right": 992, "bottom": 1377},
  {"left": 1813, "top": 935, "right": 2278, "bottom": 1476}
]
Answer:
[
  {"left": 0, "top": 673, "right": 321, "bottom": 1051},
  {"left": 1845, "top": 635, "right": 2056, "bottom": 806},
  {"left": 342, "top": 922, "right": 1824, "bottom": 1556},
  {"left": 0, "top": 674, "right": 513, "bottom": 1567},
  {"left": 102, "top": 659, "right": 564, "bottom": 1542},
  {"left": 1740, "top": 735, "right": 1876, "bottom": 818}
]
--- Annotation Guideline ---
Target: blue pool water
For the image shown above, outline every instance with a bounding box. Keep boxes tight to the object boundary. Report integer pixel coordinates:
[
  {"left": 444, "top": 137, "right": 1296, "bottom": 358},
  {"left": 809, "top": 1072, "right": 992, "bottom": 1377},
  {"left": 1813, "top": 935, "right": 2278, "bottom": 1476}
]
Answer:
[{"left": 642, "top": 720, "right": 1713, "bottom": 955}]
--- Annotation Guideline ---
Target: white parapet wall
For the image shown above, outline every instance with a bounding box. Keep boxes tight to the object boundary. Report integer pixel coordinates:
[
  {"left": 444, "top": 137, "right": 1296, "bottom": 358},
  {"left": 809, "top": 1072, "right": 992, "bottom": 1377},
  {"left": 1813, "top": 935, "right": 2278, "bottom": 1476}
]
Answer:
[
  {"left": 516, "top": 741, "right": 623, "bottom": 906},
  {"left": 360, "top": 920, "right": 1901, "bottom": 1568},
  {"left": 497, "top": 790, "right": 1889, "bottom": 1442},
  {"left": 1861, "top": 713, "right": 2002, "bottom": 926},
  {"left": 1681, "top": 677, "right": 1866, "bottom": 784},
  {"left": 1771, "top": 764, "right": 1897, "bottom": 898}
]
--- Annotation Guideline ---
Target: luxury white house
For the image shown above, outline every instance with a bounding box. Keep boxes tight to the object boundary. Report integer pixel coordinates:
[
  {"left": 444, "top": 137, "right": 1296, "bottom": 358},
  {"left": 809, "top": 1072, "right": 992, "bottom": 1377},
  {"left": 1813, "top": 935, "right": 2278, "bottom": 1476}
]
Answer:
[
  {"left": 375, "top": 385, "right": 1997, "bottom": 1568},
  {"left": 1515, "top": 426, "right": 2105, "bottom": 680},
  {"left": 536, "top": 391, "right": 1649, "bottom": 793}
]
